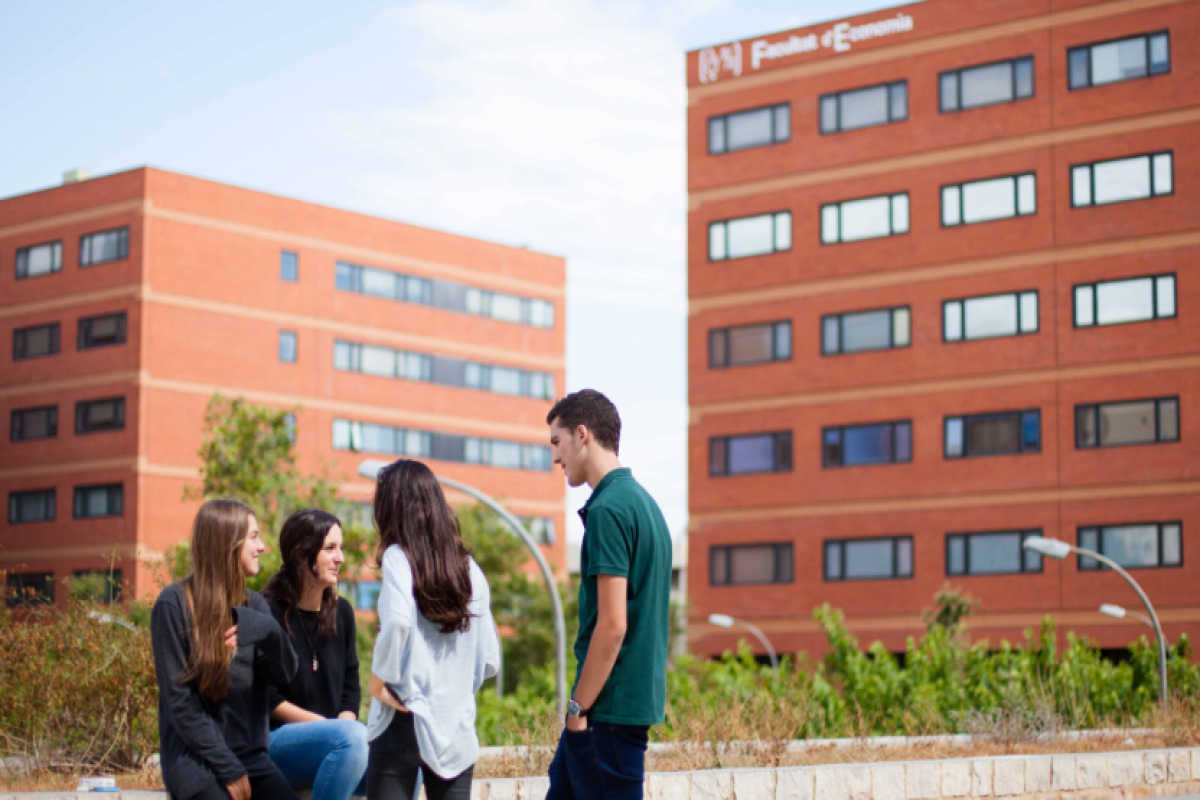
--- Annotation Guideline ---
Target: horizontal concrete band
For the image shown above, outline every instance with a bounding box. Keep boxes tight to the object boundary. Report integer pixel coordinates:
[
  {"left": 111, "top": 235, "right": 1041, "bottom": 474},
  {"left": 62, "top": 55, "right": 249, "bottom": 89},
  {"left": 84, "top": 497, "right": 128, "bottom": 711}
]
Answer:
[
  {"left": 687, "top": 0, "right": 1187, "bottom": 102},
  {"left": 0, "top": 198, "right": 565, "bottom": 299},
  {"left": 6, "top": 747, "right": 1195, "bottom": 800}
]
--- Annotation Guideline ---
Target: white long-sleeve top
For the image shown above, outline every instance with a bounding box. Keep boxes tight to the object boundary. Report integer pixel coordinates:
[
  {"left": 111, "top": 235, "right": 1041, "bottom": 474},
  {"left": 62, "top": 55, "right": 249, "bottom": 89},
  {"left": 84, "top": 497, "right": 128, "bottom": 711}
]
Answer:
[{"left": 367, "top": 544, "right": 500, "bottom": 778}]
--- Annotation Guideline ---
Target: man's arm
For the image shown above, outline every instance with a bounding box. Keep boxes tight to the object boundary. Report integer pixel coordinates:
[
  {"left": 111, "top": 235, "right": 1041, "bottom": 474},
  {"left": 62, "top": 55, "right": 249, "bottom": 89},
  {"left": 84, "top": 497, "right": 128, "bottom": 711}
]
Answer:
[{"left": 566, "top": 574, "right": 627, "bottom": 731}]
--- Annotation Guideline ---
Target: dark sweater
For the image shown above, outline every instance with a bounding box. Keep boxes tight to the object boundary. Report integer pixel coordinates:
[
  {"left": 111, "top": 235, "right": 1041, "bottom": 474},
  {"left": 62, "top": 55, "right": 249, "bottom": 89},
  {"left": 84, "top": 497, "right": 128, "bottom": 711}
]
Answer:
[
  {"left": 265, "top": 596, "right": 361, "bottom": 727},
  {"left": 151, "top": 583, "right": 298, "bottom": 800}
]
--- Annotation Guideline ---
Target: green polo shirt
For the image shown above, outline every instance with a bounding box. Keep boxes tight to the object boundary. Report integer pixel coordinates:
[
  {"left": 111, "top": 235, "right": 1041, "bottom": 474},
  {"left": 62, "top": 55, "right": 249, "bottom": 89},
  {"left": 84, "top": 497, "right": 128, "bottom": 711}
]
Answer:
[{"left": 574, "top": 467, "right": 672, "bottom": 726}]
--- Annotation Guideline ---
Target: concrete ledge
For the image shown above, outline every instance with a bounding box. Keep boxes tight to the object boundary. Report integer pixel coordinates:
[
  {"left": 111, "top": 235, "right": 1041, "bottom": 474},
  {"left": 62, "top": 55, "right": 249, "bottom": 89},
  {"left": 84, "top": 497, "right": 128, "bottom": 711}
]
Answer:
[{"left": 2, "top": 748, "right": 1197, "bottom": 800}]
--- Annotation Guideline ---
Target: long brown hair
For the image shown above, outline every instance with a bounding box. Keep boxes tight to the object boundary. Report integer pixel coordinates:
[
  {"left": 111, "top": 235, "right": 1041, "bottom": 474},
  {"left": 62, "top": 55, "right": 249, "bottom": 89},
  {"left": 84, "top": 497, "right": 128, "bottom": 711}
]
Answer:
[
  {"left": 180, "top": 498, "right": 255, "bottom": 701},
  {"left": 263, "top": 508, "right": 342, "bottom": 637},
  {"left": 374, "top": 459, "right": 473, "bottom": 634}
]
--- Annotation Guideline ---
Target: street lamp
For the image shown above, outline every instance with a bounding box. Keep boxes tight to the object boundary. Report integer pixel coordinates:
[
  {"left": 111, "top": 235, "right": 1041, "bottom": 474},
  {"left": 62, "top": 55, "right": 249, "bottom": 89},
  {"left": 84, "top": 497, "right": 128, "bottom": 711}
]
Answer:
[
  {"left": 1099, "top": 603, "right": 1154, "bottom": 628},
  {"left": 708, "top": 613, "right": 778, "bottom": 669},
  {"left": 357, "top": 459, "right": 568, "bottom": 714},
  {"left": 1023, "top": 536, "right": 1168, "bottom": 711}
]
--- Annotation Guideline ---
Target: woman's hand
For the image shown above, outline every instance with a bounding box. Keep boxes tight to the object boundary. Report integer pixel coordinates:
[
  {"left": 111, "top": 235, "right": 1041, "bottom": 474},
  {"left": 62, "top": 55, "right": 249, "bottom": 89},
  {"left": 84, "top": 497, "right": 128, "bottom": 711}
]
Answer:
[
  {"left": 337, "top": 710, "right": 357, "bottom": 721},
  {"left": 226, "top": 776, "right": 250, "bottom": 800},
  {"left": 224, "top": 625, "right": 238, "bottom": 649},
  {"left": 368, "top": 673, "right": 409, "bottom": 713}
]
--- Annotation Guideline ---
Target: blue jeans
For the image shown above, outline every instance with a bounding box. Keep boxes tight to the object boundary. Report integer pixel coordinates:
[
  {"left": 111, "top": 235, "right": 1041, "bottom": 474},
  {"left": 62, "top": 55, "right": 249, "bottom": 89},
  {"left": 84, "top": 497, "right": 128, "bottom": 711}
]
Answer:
[
  {"left": 546, "top": 721, "right": 649, "bottom": 800},
  {"left": 268, "top": 720, "right": 368, "bottom": 800}
]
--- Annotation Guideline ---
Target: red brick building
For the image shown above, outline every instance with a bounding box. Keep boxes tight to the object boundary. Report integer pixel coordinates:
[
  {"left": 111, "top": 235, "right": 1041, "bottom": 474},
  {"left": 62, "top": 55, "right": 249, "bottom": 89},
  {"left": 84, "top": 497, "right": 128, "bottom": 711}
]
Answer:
[
  {"left": 686, "top": 0, "right": 1199, "bottom": 658},
  {"left": 1, "top": 168, "right": 566, "bottom": 606}
]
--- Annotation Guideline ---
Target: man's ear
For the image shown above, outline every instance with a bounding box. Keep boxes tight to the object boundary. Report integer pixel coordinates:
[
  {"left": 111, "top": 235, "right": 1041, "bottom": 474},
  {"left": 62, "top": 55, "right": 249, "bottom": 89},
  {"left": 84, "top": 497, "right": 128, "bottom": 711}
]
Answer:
[{"left": 575, "top": 424, "right": 590, "bottom": 446}]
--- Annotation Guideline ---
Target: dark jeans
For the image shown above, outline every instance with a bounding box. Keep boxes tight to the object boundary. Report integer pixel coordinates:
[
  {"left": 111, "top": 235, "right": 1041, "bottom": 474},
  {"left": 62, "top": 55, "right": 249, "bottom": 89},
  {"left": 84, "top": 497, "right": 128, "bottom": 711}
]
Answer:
[
  {"left": 366, "top": 711, "right": 473, "bottom": 800},
  {"left": 546, "top": 721, "right": 650, "bottom": 800},
  {"left": 189, "top": 769, "right": 299, "bottom": 800}
]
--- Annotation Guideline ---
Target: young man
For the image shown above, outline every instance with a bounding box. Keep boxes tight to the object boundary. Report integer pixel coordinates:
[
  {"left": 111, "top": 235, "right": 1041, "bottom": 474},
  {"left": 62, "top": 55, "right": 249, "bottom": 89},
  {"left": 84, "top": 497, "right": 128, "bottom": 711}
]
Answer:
[{"left": 544, "top": 389, "right": 672, "bottom": 800}]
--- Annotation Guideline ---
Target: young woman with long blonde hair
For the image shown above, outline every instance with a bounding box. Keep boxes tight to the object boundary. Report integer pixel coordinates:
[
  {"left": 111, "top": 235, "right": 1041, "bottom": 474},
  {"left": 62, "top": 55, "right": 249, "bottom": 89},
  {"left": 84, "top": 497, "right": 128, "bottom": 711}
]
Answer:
[{"left": 151, "top": 499, "right": 299, "bottom": 800}]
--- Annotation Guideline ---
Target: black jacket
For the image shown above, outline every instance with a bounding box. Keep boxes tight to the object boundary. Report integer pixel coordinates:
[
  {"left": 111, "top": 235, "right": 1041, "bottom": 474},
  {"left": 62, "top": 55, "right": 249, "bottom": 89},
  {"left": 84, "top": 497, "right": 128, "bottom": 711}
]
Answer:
[
  {"left": 265, "top": 596, "right": 361, "bottom": 727},
  {"left": 151, "top": 583, "right": 298, "bottom": 800}
]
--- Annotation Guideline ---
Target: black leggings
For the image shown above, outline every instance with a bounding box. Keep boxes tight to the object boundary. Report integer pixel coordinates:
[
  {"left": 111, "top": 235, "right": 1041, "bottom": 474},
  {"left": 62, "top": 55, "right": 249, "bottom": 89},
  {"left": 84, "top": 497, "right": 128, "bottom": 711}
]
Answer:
[
  {"left": 189, "top": 770, "right": 300, "bottom": 800},
  {"left": 367, "top": 711, "right": 473, "bottom": 800}
]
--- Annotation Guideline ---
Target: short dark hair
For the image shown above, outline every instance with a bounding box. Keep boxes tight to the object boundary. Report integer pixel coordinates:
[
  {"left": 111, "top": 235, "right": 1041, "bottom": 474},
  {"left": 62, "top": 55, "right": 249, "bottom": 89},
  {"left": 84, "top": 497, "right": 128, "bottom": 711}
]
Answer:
[{"left": 546, "top": 389, "right": 621, "bottom": 455}]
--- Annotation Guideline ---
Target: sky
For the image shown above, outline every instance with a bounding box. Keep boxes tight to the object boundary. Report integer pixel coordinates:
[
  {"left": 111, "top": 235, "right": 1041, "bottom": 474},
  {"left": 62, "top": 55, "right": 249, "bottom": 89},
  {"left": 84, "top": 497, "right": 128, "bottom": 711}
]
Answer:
[{"left": 0, "top": 0, "right": 906, "bottom": 540}]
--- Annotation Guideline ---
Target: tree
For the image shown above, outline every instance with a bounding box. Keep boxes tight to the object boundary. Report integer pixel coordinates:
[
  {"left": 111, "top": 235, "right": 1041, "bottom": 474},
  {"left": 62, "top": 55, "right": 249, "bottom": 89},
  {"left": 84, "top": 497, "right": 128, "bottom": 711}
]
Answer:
[
  {"left": 923, "top": 582, "right": 979, "bottom": 633},
  {"left": 168, "top": 394, "right": 371, "bottom": 590}
]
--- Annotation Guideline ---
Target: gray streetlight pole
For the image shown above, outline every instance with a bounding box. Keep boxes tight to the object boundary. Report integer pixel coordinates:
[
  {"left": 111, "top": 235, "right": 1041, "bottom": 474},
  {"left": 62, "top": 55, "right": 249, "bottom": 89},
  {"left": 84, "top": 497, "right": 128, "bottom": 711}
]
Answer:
[
  {"left": 357, "top": 459, "right": 568, "bottom": 714},
  {"left": 1023, "top": 537, "right": 1168, "bottom": 711},
  {"left": 708, "top": 613, "right": 778, "bottom": 669}
]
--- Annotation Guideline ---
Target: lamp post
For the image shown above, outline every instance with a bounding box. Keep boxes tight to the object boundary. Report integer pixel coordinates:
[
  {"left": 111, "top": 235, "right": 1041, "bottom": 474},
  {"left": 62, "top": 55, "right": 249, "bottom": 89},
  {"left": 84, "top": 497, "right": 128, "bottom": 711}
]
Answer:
[
  {"left": 1023, "top": 536, "right": 1168, "bottom": 711},
  {"left": 708, "top": 613, "right": 778, "bottom": 669},
  {"left": 1099, "top": 603, "right": 1154, "bottom": 629},
  {"left": 357, "top": 459, "right": 567, "bottom": 714}
]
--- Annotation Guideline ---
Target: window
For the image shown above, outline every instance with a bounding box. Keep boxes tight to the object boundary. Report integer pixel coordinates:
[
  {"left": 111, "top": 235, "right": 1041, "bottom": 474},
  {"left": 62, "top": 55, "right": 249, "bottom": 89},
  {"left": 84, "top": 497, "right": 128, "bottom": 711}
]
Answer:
[
  {"left": 1075, "top": 274, "right": 1175, "bottom": 327},
  {"left": 820, "top": 81, "right": 907, "bottom": 134},
  {"left": 77, "top": 312, "right": 128, "bottom": 350},
  {"left": 823, "top": 421, "right": 912, "bottom": 467},
  {"left": 709, "top": 103, "right": 790, "bottom": 154},
  {"left": 824, "top": 536, "right": 913, "bottom": 581},
  {"left": 332, "top": 419, "right": 552, "bottom": 472},
  {"left": 945, "top": 410, "right": 1040, "bottom": 458},
  {"left": 79, "top": 228, "right": 129, "bottom": 267},
  {"left": 11, "top": 405, "right": 57, "bottom": 442},
  {"left": 74, "top": 484, "right": 124, "bottom": 519},
  {"left": 13, "top": 322, "right": 61, "bottom": 360},
  {"left": 357, "top": 581, "right": 383, "bottom": 611},
  {"left": 284, "top": 413, "right": 296, "bottom": 442},
  {"left": 1075, "top": 397, "right": 1178, "bottom": 449},
  {"left": 709, "top": 212, "right": 791, "bottom": 260},
  {"left": 710, "top": 543, "right": 793, "bottom": 586},
  {"left": 943, "top": 291, "right": 1038, "bottom": 342},
  {"left": 822, "top": 306, "right": 910, "bottom": 355},
  {"left": 279, "top": 331, "right": 297, "bottom": 363},
  {"left": 942, "top": 173, "right": 1036, "bottom": 226},
  {"left": 6, "top": 573, "right": 54, "bottom": 607},
  {"left": 8, "top": 489, "right": 55, "bottom": 524},
  {"left": 520, "top": 517, "right": 557, "bottom": 546},
  {"left": 70, "top": 570, "right": 123, "bottom": 604},
  {"left": 280, "top": 251, "right": 298, "bottom": 282},
  {"left": 1069, "top": 31, "right": 1170, "bottom": 90},
  {"left": 15, "top": 241, "right": 62, "bottom": 279},
  {"left": 334, "top": 340, "right": 554, "bottom": 399},
  {"left": 821, "top": 193, "right": 909, "bottom": 244},
  {"left": 335, "top": 261, "right": 555, "bottom": 329},
  {"left": 1077, "top": 522, "right": 1181, "bottom": 570},
  {"left": 946, "top": 530, "right": 1043, "bottom": 576},
  {"left": 709, "top": 431, "right": 793, "bottom": 476},
  {"left": 709, "top": 321, "right": 791, "bottom": 368},
  {"left": 940, "top": 56, "right": 1034, "bottom": 112},
  {"left": 1071, "top": 152, "right": 1172, "bottom": 207},
  {"left": 75, "top": 397, "right": 125, "bottom": 434}
]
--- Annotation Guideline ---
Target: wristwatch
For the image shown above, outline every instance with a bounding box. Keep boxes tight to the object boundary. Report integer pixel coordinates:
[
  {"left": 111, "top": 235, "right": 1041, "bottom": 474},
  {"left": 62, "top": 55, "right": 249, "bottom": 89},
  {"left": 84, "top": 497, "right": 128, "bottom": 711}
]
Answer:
[{"left": 567, "top": 698, "right": 589, "bottom": 719}]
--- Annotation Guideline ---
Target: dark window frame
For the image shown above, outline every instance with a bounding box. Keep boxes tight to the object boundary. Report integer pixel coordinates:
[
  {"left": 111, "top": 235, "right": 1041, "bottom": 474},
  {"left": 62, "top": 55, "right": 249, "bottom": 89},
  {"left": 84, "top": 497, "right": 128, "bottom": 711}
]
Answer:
[
  {"left": 1069, "top": 150, "right": 1174, "bottom": 209},
  {"left": 819, "top": 80, "right": 908, "bottom": 135},
  {"left": 6, "top": 572, "right": 55, "bottom": 607},
  {"left": 10, "top": 405, "right": 58, "bottom": 442},
  {"left": 1072, "top": 273, "right": 1176, "bottom": 329},
  {"left": 942, "top": 289, "right": 1039, "bottom": 343},
  {"left": 709, "top": 431, "right": 793, "bottom": 476},
  {"left": 708, "top": 102, "right": 791, "bottom": 155},
  {"left": 707, "top": 210, "right": 792, "bottom": 262},
  {"left": 824, "top": 535, "right": 915, "bottom": 582},
  {"left": 331, "top": 419, "right": 553, "bottom": 473},
  {"left": 709, "top": 542, "right": 795, "bottom": 586},
  {"left": 333, "top": 339, "right": 554, "bottom": 399},
  {"left": 1067, "top": 30, "right": 1171, "bottom": 90},
  {"left": 708, "top": 320, "right": 792, "bottom": 368},
  {"left": 75, "top": 397, "right": 126, "bottom": 434},
  {"left": 1074, "top": 396, "right": 1180, "bottom": 449},
  {"left": 73, "top": 484, "right": 124, "bottom": 519},
  {"left": 77, "top": 312, "right": 128, "bottom": 350},
  {"left": 8, "top": 489, "right": 56, "bottom": 524},
  {"left": 13, "top": 322, "right": 62, "bottom": 360},
  {"left": 1076, "top": 521, "right": 1183, "bottom": 571},
  {"left": 14, "top": 240, "right": 63, "bottom": 280},
  {"left": 945, "top": 529, "right": 1044, "bottom": 576},
  {"left": 79, "top": 227, "right": 130, "bottom": 267},
  {"left": 821, "top": 305, "right": 911, "bottom": 356},
  {"left": 939, "top": 55, "right": 1035, "bottom": 113},
  {"left": 944, "top": 409, "right": 1041, "bottom": 459},
  {"left": 940, "top": 171, "right": 1037, "bottom": 228},
  {"left": 280, "top": 250, "right": 299, "bottom": 282},
  {"left": 820, "top": 192, "right": 910, "bottom": 245},
  {"left": 822, "top": 420, "right": 913, "bottom": 468}
]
